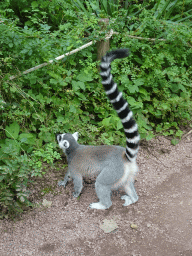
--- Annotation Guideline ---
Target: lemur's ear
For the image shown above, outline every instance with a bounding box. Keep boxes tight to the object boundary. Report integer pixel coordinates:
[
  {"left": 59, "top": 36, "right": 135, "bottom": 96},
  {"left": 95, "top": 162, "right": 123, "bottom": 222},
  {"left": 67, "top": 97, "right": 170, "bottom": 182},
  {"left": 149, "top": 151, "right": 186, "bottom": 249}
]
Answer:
[{"left": 72, "top": 132, "right": 79, "bottom": 141}]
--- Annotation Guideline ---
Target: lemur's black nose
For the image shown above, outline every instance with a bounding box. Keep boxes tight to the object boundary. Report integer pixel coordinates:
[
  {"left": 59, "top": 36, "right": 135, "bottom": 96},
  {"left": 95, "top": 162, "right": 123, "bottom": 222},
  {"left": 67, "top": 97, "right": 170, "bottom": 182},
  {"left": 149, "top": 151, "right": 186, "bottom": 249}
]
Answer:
[{"left": 55, "top": 134, "right": 59, "bottom": 140}]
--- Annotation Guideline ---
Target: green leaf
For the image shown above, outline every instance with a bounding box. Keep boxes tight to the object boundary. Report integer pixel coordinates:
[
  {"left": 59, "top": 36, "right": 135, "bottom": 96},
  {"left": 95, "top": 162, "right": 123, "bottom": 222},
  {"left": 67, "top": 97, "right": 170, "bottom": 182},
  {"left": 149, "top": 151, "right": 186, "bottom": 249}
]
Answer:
[
  {"left": 30, "top": 77, "right": 36, "bottom": 85},
  {"left": 128, "top": 84, "right": 138, "bottom": 93},
  {"left": 175, "top": 130, "right": 183, "bottom": 138},
  {"left": 1, "top": 138, "right": 21, "bottom": 155},
  {"left": 5, "top": 122, "right": 20, "bottom": 139},
  {"left": 178, "top": 84, "right": 186, "bottom": 92},
  {"left": 57, "top": 116, "right": 66, "bottom": 123},
  {"left": 50, "top": 78, "right": 58, "bottom": 85},
  {"left": 75, "top": 92, "right": 87, "bottom": 101},
  {"left": 31, "top": 1, "right": 39, "bottom": 8},
  {"left": 32, "top": 113, "right": 44, "bottom": 122},
  {"left": 72, "top": 80, "right": 85, "bottom": 91},
  {"left": 145, "top": 132, "right": 155, "bottom": 141},
  {"left": 39, "top": 132, "right": 52, "bottom": 143},
  {"left": 139, "top": 88, "right": 148, "bottom": 96},
  {"left": 161, "top": 103, "right": 169, "bottom": 110},
  {"left": 134, "top": 78, "right": 145, "bottom": 87},
  {"left": 102, "top": 117, "right": 111, "bottom": 127},
  {"left": 19, "top": 133, "right": 36, "bottom": 145},
  {"left": 69, "top": 105, "right": 77, "bottom": 113},
  {"left": 76, "top": 71, "right": 93, "bottom": 82},
  {"left": 117, "top": 119, "right": 123, "bottom": 130},
  {"left": 171, "top": 139, "right": 179, "bottom": 145}
]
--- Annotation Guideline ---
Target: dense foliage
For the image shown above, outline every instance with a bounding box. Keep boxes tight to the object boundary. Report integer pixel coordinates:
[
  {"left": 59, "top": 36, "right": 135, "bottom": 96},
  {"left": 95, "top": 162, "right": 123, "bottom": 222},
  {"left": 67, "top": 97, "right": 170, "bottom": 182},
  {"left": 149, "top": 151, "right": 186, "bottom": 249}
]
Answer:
[{"left": 0, "top": 0, "right": 192, "bottom": 218}]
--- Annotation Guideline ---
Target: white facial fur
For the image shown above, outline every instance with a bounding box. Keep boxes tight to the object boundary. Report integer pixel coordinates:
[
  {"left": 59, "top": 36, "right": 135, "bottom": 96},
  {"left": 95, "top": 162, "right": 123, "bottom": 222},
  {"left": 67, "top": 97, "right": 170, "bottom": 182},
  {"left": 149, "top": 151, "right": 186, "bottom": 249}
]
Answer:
[{"left": 57, "top": 136, "right": 69, "bottom": 153}]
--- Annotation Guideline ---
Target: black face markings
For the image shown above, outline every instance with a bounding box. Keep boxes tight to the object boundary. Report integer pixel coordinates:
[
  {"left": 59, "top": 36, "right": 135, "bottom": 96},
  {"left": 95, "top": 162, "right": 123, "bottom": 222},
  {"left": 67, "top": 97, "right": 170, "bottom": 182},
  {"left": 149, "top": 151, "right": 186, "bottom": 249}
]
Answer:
[
  {"left": 58, "top": 135, "right": 62, "bottom": 142},
  {"left": 64, "top": 141, "right": 69, "bottom": 147}
]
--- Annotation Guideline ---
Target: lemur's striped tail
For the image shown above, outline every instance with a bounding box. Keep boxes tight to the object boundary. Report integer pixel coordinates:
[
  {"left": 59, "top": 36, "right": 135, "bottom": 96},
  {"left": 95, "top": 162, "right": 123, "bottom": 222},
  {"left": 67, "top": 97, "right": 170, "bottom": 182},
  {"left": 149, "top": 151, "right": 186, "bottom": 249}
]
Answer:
[{"left": 100, "top": 49, "right": 140, "bottom": 162}]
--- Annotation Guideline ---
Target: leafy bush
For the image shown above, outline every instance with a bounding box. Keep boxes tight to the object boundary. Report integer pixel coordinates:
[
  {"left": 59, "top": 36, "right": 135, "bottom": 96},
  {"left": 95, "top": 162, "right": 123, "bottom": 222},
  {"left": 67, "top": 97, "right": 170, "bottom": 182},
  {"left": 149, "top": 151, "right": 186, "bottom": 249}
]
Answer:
[
  {"left": 111, "top": 9, "right": 192, "bottom": 139},
  {"left": 0, "top": 0, "right": 192, "bottom": 218},
  {"left": 0, "top": 121, "right": 61, "bottom": 218}
]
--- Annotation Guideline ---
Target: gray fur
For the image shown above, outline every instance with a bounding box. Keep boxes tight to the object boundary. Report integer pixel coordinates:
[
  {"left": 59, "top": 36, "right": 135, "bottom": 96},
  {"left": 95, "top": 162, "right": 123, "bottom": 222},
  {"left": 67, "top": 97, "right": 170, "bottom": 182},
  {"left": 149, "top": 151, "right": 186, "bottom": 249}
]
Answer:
[
  {"left": 56, "top": 132, "right": 138, "bottom": 210},
  {"left": 56, "top": 49, "right": 140, "bottom": 210}
]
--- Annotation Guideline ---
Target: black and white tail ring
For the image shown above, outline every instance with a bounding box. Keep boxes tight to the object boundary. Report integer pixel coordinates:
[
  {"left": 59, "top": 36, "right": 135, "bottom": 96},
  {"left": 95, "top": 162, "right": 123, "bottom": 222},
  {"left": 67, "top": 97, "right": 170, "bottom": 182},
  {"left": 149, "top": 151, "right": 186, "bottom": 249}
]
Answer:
[{"left": 100, "top": 49, "right": 140, "bottom": 162}]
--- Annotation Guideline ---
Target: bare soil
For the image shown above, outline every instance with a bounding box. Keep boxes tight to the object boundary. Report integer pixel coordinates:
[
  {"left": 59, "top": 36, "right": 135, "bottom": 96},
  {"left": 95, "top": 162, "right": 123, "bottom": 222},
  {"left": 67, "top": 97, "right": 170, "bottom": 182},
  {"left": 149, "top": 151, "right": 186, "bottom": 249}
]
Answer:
[{"left": 0, "top": 134, "right": 192, "bottom": 256}]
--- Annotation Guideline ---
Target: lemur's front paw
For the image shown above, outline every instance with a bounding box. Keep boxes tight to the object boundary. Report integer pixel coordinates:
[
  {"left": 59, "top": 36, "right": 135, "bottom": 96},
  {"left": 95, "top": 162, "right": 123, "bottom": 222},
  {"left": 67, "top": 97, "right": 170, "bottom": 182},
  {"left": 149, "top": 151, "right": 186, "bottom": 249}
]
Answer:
[
  {"left": 73, "top": 192, "right": 80, "bottom": 198},
  {"left": 58, "top": 180, "right": 66, "bottom": 187}
]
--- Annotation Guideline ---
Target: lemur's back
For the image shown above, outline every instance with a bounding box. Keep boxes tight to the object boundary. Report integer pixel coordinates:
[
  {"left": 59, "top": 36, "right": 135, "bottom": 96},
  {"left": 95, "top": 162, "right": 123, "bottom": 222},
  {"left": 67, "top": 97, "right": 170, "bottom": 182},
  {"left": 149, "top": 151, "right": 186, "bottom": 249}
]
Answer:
[{"left": 69, "top": 145, "right": 126, "bottom": 178}]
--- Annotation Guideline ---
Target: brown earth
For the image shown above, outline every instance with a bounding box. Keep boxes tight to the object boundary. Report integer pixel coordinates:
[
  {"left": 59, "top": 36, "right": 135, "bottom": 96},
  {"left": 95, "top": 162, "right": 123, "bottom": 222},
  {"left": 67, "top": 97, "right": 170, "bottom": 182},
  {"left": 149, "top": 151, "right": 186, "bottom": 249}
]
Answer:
[{"left": 0, "top": 134, "right": 192, "bottom": 256}]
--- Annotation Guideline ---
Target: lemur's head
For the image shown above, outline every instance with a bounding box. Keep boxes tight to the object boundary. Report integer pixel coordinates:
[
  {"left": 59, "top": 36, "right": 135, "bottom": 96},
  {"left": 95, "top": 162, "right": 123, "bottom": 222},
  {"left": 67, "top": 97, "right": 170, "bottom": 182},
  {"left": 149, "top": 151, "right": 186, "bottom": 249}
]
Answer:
[{"left": 56, "top": 132, "right": 79, "bottom": 154}]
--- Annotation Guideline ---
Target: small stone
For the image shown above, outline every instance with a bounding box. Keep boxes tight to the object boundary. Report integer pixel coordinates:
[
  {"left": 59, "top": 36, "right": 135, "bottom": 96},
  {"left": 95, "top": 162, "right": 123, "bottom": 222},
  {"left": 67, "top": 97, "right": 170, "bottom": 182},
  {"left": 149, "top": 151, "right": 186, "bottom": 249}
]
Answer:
[{"left": 130, "top": 223, "right": 138, "bottom": 229}]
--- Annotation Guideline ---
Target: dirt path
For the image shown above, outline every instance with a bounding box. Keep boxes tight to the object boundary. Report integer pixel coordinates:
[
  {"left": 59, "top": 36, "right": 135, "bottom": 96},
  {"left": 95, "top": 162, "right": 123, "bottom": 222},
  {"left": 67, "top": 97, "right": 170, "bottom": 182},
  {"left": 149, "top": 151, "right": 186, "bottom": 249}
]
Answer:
[{"left": 0, "top": 135, "right": 192, "bottom": 256}]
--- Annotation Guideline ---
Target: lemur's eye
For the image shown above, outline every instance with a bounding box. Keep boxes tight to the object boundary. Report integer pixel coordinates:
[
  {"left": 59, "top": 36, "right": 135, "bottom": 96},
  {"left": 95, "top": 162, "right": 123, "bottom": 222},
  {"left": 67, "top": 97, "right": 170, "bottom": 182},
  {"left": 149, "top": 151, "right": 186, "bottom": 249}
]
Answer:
[{"left": 63, "top": 140, "right": 70, "bottom": 148}]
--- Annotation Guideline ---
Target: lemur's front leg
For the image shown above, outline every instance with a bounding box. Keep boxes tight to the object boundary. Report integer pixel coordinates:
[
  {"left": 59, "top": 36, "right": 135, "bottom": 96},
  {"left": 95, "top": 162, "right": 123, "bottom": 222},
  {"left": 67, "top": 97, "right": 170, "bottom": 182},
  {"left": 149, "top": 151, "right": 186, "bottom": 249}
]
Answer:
[
  {"left": 72, "top": 175, "right": 83, "bottom": 197},
  {"left": 58, "top": 169, "right": 70, "bottom": 187}
]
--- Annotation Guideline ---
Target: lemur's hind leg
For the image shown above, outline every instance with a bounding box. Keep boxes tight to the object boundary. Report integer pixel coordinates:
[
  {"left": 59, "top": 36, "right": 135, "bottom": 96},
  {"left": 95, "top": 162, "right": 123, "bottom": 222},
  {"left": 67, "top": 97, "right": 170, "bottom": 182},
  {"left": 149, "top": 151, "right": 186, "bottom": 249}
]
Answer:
[
  {"left": 89, "top": 180, "right": 112, "bottom": 210},
  {"left": 121, "top": 181, "right": 138, "bottom": 206}
]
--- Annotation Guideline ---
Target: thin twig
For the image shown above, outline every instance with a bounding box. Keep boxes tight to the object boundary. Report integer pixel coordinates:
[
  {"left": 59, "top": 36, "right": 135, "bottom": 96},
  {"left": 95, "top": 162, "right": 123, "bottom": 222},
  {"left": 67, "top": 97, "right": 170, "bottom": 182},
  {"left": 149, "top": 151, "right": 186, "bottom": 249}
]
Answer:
[
  {"left": 113, "top": 31, "right": 166, "bottom": 41},
  {"left": 128, "top": 35, "right": 166, "bottom": 41},
  {"left": 7, "top": 81, "right": 41, "bottom": 104},
  {"left": 183, "top": 129, "right": 192, "bottom": 138}
]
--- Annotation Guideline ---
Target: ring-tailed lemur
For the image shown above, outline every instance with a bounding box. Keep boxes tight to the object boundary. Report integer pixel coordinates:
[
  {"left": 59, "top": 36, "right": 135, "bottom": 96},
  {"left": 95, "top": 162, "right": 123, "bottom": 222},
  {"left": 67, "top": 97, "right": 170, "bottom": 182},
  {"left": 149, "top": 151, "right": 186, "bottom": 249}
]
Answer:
[{"left": 56, "top": 49, "right": 140, "bottom": 210}]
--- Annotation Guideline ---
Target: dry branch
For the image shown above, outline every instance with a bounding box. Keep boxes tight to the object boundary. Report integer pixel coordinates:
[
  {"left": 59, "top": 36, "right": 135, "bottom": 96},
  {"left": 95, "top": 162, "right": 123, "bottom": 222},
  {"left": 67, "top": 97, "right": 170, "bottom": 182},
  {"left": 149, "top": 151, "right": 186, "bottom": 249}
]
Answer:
[{"left": 8, "top": 30, "right": 169, "bottom": 81}]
